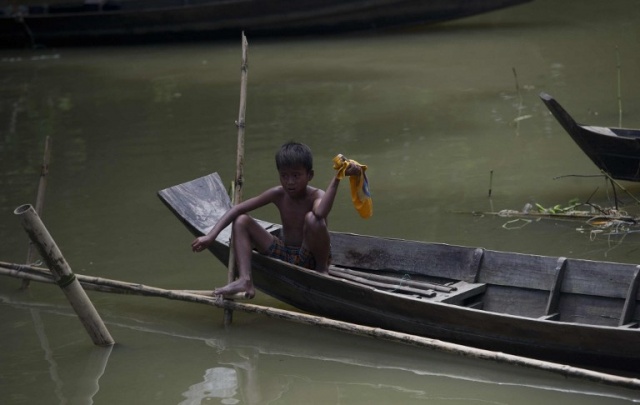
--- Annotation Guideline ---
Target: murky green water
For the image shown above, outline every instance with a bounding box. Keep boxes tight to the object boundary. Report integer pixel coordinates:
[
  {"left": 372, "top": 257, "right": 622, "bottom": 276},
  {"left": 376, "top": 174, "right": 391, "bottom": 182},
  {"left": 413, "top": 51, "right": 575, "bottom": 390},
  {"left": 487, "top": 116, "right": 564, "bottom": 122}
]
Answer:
[{"left": 2, "top": 0, "right": 640, "bottom": 403}]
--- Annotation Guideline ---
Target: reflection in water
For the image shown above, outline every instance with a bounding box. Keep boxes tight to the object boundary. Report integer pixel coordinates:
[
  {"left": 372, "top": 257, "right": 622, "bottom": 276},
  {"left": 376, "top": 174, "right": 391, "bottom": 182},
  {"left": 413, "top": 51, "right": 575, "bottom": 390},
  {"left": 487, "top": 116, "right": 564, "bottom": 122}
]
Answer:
[
  {"left": 71, "top": 345, "right": 113, "bottom": 405},
  {"left": 1, "top": 292, "right": 638, "bottom": 403},
  {"left": 27, "top": 307, "right": 113, "bottom": 405},
  {"left": 30, "top": 309, "right": 66, "bottom": 404},
  {"left": 181, "top": 367, "right": 239, "bottom": 405}
]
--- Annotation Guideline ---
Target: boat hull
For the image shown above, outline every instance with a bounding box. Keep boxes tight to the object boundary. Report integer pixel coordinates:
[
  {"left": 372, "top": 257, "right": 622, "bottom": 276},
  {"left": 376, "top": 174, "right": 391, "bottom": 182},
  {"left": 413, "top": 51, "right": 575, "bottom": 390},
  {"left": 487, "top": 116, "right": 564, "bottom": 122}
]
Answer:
[
  {"left": 1, "top": 0, "right": 532, "bottom": 47},
  {"left": 540, "top": 92, "right": 640, "bottom": 182}
]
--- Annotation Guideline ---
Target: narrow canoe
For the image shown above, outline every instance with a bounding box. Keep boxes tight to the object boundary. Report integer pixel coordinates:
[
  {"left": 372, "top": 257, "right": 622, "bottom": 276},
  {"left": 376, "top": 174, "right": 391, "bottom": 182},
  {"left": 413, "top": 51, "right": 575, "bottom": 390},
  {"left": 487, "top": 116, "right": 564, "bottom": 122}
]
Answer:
[
  {"left": 158, "top": 172, "right": 640, "bottom": 374},
  {"left": 540, "top": 92, "right": 640, "bottom": 182}
]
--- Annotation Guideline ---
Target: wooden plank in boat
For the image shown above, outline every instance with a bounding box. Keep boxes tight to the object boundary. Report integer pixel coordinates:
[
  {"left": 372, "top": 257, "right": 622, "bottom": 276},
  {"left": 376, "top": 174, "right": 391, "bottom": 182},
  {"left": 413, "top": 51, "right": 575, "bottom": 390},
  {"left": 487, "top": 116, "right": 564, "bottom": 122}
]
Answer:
[
  {"left": 477, "top": 250, "right": 558, "bottom": 291},
  {"left": 477, "top": 250, "right": 556, "bottom": 317},
  {"left": 619, "top": 266, "right": 640, "bottom": 327},
  {"left": 432, "top": 281, "right": 487, "bottom": 305},
  {"left": 544, "top": 257, "right": 567, "bottom": 317},
  {"left": 563, "top": 258, "right": 638, "bottom": 298},
  {"left": 330, "top": 233, "right": 480, "bottom": 283}
]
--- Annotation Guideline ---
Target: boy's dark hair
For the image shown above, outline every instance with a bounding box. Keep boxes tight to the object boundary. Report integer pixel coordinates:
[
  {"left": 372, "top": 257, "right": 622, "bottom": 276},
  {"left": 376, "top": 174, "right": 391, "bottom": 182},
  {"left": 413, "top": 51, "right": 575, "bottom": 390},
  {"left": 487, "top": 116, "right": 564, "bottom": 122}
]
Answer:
[{"left": 275, "top": 142, "right": 313, "bottom": 172}]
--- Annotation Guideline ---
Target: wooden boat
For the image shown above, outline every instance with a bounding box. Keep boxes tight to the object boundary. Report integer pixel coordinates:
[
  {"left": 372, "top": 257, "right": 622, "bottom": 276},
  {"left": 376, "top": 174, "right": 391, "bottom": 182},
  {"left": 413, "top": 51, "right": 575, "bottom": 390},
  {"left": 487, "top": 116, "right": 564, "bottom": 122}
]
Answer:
[
  {"left": 158, "top": 172, "right": 640, "bottom": 374},
  {"left": 540, "top": 92, "right": 640, "bottom": 182},
  {"left": 1, "top": 0, "right": 532, "bottom": 47}
]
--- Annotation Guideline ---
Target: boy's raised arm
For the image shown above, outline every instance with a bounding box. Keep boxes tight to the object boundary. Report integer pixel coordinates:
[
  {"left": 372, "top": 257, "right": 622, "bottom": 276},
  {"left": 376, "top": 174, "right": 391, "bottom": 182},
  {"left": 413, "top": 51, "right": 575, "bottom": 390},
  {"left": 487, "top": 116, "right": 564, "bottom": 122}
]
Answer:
[{"left": 313, "top": 163, "right": 360, "bottom": 220}]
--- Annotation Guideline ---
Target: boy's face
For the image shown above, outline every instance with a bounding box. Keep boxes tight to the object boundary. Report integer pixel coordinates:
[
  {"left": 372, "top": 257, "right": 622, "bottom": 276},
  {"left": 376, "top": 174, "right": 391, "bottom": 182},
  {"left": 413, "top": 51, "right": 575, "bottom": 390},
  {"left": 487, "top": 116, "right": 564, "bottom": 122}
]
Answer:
[{"left": 278, "top": 165, "right": 313, "bottom": 197}]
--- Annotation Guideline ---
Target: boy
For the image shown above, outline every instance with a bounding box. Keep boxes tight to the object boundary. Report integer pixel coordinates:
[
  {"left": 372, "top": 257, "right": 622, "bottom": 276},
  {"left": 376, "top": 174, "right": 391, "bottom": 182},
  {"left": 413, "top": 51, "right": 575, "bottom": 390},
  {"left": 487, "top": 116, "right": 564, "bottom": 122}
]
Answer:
[{"left": 191, "top": 141, "right": 359, "bottom": 298}]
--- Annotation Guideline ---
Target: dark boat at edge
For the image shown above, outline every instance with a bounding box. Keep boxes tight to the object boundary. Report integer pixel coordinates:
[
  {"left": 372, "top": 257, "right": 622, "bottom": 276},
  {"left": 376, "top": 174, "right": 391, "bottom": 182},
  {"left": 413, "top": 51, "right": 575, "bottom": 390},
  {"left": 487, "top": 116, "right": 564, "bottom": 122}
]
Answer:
[
  {"left": 1, "top": 0, "right": 532, "bottom": 47},
  {"left": 540, "top": 92, "right": 640, "bottom": 182}
]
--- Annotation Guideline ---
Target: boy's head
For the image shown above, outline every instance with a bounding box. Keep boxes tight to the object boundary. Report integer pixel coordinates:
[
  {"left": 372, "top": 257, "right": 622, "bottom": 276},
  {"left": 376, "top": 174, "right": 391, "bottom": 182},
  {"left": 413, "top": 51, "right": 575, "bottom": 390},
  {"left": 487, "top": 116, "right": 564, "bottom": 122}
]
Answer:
[{"left": 275, "top": 142, "right": 313, "bottom": 173}]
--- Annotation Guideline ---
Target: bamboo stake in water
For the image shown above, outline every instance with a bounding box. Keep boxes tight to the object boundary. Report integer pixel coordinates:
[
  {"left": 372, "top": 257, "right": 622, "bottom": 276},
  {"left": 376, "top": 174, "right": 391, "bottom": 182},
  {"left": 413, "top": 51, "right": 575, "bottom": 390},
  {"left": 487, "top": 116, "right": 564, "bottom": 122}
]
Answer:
[
  {"left": 14, "top": 204, "right": 114, "bottom": 346},
  {"left": 616, "top": 46, "right": 622, "bottom": 128},
  {"left": 488, "top": 170, "right": 493, "bottom": 198},
  {"left": 22, "top": 136, "right": 52, "bottom": 289},
  {"left": 225, "top": 32, "right": 249, "bottom": 326}
]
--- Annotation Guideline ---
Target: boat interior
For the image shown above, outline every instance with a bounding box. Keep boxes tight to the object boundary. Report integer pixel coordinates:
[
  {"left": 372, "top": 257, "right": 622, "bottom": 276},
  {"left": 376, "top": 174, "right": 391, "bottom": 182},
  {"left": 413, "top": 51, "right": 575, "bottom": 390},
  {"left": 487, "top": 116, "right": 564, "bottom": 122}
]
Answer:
[{"left": 329, "top": 233, "right": 640, "bottom": 328}]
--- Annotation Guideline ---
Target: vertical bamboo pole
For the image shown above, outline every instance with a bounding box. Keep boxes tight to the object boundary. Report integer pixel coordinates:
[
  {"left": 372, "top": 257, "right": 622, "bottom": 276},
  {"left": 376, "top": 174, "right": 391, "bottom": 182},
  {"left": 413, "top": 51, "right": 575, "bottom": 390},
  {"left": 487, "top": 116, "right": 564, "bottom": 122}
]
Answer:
[
  {"left": 22, "top": 135, "right": 52, "bottom": 289},
  {"left": 224, "top": 32, "right": 249, "bottom": 326},
  {"left": 14, "top": 204, "right": 115, "bottom": 346},
  {"left": 616, "top": 46, "right": 622, "bottom": 128}
]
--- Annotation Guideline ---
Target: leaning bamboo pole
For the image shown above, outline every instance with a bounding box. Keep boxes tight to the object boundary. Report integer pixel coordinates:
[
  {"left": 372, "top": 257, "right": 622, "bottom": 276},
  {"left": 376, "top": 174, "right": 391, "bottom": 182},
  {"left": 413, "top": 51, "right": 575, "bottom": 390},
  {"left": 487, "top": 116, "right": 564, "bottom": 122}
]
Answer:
[
  {"left": 1, "top": 261, "right": 639, "bottom": 390},
  {"left": 22, "top": 135, "right": 52, "bottom": 289},
  {"left": 13, "top": 205, "right": 114, "bottom": 346},
  {"left": 225, "top": 32, "right": 249, "bottom": 326}
]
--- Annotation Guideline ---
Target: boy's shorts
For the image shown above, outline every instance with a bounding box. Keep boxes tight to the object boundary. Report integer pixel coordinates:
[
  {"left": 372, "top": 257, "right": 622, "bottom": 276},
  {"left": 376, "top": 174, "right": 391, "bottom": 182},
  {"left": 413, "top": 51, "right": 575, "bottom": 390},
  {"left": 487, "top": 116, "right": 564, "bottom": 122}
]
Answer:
[{"left": 265, "top": 237, "right": 329, "bottom": 270}]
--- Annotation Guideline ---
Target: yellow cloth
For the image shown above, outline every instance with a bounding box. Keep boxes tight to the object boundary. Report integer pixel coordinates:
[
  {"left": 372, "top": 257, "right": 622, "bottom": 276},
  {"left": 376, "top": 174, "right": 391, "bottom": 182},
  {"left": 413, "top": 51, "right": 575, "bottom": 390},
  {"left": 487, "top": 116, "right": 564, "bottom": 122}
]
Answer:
[{"left": 333, "top": 154, "right": 373, "bottom": 219}]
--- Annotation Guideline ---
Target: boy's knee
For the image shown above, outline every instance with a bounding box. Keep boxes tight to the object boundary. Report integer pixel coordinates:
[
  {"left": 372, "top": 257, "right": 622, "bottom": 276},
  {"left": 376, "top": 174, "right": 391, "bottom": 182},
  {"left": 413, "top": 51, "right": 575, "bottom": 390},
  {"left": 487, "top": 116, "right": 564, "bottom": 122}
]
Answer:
[
  {"left": 233, "top": 214, "right": 252, "bottom": 230},
  {"left": 305, "top": 212, "right": 326, "bottom": 232}
]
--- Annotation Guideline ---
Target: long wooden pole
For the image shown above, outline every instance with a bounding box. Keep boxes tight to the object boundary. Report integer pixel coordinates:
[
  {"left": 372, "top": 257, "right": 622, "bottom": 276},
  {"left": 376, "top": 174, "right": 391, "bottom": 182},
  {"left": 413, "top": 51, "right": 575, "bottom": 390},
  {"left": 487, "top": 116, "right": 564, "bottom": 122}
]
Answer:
[
  {"left": 225, "top": 32, "right": 249, "bottom": 326},
  {"left": 14, "top": 205, "right": 114, "bottom": 346},
  {"left": 1, "top": 261, "right": 639, "bottom": 390},
  {"left": 22, "top": 135, "right": 52, "bottom": 289}
]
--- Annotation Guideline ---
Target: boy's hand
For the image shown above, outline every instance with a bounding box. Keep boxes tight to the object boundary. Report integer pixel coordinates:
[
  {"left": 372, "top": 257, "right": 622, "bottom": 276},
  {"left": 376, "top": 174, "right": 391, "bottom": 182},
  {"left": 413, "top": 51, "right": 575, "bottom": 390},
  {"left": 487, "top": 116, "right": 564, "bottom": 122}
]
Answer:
[
  {"left": 344, "top": 162, "right": 362, "bottom": 177},
  {"left": 191, "top": 236, "right": 210, "bottom": 252},
  {"left": 332, "top": 154, "right": 362, "bottom": 178}
]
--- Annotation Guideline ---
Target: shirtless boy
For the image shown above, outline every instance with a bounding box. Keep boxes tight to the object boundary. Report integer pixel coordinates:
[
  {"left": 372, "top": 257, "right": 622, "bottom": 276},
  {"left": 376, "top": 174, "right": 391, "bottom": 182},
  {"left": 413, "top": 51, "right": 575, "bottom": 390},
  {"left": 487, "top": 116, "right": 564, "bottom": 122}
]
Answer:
[{"left": 191, "top": 141, "right": 359, "bottom": 298}]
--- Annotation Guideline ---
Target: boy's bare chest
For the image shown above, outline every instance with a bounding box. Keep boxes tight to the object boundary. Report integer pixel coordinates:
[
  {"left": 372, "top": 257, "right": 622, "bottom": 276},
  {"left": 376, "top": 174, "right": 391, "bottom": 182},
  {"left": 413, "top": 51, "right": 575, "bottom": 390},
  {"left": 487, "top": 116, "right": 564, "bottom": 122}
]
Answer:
[
  {"left": 278, "top": 199, "right": 313, "bottom": 241},
  {"left": 280, "top": 200, "right": 312, "bottom": 222}
]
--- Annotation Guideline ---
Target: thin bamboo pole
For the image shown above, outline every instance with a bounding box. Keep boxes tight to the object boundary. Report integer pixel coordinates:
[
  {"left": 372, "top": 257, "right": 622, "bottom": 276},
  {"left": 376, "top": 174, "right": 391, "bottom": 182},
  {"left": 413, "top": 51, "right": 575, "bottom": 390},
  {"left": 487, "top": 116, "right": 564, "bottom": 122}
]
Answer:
[
  {"left": 329, "top": 267, "right": 454, "bottom": 293},
  {"left": 225, "top": 31, "right": 249, "bottom": 326},
  {"left": 602, "top": 170, "right": 640, "bottom": 205},
  {"left": 329, "top": 270, "right": 436, "bottom": 297},
  {"left": 14, "top": 205, "right": 114, "bottom": 346},
  {"left": 22, "top": 135, "right": 52, "bottom": 289},
  {"left": 616, "top": 46, "right": 622, "bottom": 128},
  {"left": 1, "top": 261, "right": 639, "bottom": 390}
]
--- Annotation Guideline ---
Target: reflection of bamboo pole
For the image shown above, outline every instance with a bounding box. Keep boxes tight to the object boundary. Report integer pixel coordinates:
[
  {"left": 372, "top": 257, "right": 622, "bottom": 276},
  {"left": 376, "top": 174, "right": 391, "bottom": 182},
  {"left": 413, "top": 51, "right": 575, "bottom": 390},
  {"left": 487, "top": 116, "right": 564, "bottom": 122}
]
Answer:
[
  {"left": 1, "top": 262, "right": 639, "bottom": 390},
  {"left": 31, "top": 309, "right": 67, "bottom": 404},
  {"left": 512, "top": 67, "right": 522, "bottom": 136},
  {"left": 27, "top": 299, "right": 113, "bottom": 405},
  {"left": 225, "top": 32, "right": 249, "bottom": 326},
  {"left": 72, "top": 345, "right": 113, "bottom": 404},
  {"left": 22, "top": 135, "right": 52, "bottom": 289},
  {"left": 14, "top": 205, "right": 114, "bottom": 346}
]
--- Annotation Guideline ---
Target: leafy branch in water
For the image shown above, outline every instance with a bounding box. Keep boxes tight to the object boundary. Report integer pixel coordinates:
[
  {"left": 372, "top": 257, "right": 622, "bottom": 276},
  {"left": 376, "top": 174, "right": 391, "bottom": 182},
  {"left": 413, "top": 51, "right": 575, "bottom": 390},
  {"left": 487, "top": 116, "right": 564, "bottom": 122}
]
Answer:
[{"left": 534, "top": 198, "right": 582, "bottom": 214}]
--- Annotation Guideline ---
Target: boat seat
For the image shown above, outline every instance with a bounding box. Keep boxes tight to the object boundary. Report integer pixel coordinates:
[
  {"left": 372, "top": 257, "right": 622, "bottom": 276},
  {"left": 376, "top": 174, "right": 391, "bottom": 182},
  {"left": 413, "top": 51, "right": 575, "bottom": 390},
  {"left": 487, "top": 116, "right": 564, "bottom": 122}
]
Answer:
[{"left": 432, "top": 281, "right": 486, "bottom": 305}]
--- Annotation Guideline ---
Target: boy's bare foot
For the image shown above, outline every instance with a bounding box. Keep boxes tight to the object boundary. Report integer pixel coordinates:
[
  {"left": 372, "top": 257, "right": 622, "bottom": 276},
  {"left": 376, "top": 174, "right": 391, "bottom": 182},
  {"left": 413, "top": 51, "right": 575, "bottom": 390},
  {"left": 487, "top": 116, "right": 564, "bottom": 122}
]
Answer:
[{"left": 214, "top": 278, "right": 255, "bottom": 299}]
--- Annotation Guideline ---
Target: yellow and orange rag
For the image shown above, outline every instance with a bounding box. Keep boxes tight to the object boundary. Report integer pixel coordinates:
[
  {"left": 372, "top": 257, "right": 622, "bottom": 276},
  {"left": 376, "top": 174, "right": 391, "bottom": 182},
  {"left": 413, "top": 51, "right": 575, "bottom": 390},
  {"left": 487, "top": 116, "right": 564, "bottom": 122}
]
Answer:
[{"left": 332, "top": 154, "right": 373, "bottom": 219}]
